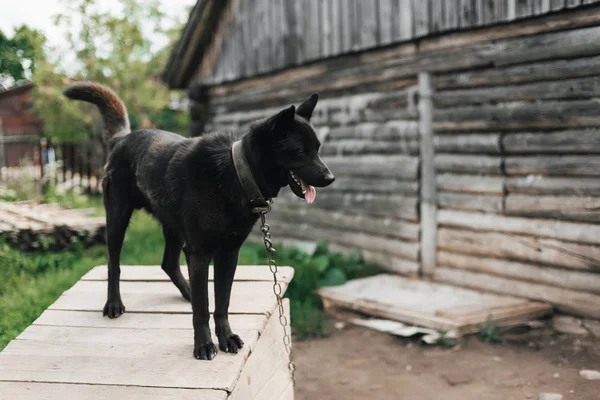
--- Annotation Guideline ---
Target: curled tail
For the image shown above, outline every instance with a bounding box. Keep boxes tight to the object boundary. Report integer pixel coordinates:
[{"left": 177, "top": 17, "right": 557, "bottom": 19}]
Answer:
[{"left": 63, "top": 82, "right": 130, "bottom": 141}]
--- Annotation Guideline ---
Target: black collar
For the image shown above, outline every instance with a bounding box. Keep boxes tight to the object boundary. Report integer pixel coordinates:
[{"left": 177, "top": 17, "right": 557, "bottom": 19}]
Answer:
[{"left": 231, "top": 140, "right": 271, "bottom": 213}]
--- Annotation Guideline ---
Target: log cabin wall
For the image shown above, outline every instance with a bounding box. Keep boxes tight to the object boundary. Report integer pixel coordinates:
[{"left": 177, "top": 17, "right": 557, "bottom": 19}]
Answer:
[{"left": 174, "top": 2, "right": 600, "bottom": 319}]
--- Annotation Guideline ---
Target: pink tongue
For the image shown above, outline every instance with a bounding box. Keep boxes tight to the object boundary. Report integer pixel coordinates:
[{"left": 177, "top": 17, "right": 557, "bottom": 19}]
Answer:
[{"left": 300, "top": 179, "right": 317, "bottom": 205}]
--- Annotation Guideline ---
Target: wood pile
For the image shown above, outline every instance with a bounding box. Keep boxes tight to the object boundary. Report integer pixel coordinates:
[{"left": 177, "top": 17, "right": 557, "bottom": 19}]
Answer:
[{"left": 0, "top": 202, "right": 105, "bottom": 251}]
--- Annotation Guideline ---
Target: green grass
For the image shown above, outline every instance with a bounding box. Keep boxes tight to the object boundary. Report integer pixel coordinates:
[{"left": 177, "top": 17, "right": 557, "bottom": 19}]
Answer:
[{"left": 0, "top": 194, "right": 380, "bottom": 349}]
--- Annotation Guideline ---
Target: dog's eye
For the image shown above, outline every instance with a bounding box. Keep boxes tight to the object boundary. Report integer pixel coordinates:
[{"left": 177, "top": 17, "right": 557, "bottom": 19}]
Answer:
[{"left": 297, "top": 148, "right": 305, "bottom": 153}]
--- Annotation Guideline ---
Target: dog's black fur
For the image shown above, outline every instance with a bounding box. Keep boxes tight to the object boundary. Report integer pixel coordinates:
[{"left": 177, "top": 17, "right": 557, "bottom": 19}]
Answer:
[{"left": 64, "top": 82, "right": 334, "bottom": 360}]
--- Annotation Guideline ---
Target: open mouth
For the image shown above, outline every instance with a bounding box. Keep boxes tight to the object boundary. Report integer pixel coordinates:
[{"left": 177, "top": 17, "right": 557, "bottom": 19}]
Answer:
[{"left": 288, "top": 171, "right": 316, "bottom": 205}]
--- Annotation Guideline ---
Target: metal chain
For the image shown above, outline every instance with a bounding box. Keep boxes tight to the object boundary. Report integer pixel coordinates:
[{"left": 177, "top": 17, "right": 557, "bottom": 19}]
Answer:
[{"left": 259, "top": 200, "right": 296, "bottom": 384}]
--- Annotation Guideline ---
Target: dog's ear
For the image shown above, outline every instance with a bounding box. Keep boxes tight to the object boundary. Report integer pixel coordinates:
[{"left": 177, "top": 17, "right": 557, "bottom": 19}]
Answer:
[
  {"left": 296, "top": 93, "right": 318, "bottom": 120},
  {"left": 268, "top": 105, "right": 296, "bottom": 132}
]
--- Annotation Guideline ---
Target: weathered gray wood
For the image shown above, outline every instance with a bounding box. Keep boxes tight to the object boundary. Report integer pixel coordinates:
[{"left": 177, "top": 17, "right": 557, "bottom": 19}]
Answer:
[
  {"left": 330, "top": 0, "right": 342, "bottom": 55},
  {"left": 435, "top": 76, "right": 600, "bottom": 107},
  {"left": 438, "top": 192, "right": 504, "bottom": 213},
  {"left": 503, "top": 129, "right": 600, "bottom": 153},
  {"left": 436, "top": 55, "right": 600, "bottom": 90},
  {"left": 326, "top": 176, "right": 419, "bottom": 194},
  {"left": 434, "top": 133, "right": 501, "bottom": 154},
  {"left": 0, "top": 383, "right": 227, "bottom": 400},
  {"left": 459, "top": 0, "right": 475, "bottom": 27},
  {"left": 358, "top": 0, "right": 378, "bottom": 47},
  {"left": 437, "top": 173, "right": 505, "bottom": 194},
  {"left": 507, "top": 0, "right": 517, "bottom": 19},
  {"left": 566, "top": 0, "right": 582, "bottom": 7},
  {"left": 320, "top": 0, "right": 332, "bottom": 57},
  {"left": 505, "top": 155, "right": 600, "bottom": 176},
  {"left": 413, "top": 0, "right": 430, "bottom": 36},
  {"left": 419, "top": 72, "right": 437, "bottom": 276},
  {"left": 379, "top": 0, "right": 394, "bottom": 43},
  {"left": 550, "top": 0, "right": 565, "bottom": 10},
  {"left": 399, "top": 0, "right": 414, "bottom": 40},
  {"left": 437, "top": 250, "right": 600, "bottom": 294},
  {"left": 516, "top": 0, "right": 533, "bottom": 17},
  {"left": 434, "top": 100, "right": 600, "bottom": 132},
  {"left": 437, "top": 227, "right": 600, "bottom": 271},
  {"left": 505, "top": 194, "right": 600, "bottom": 221},
  {"left": 268, "top": 221, "right": 420, "bottom": 261},
  {"left": 321, "top": 139, "right": 419, "bottom": 156},
  {"left": 438, "top": 209, "right": 600, "bottom": 245},
  {"left": 444, "top": 0, "right": 460, "bottom": 30},
  {"left": 431, "top": 0, "right": 445, "bottom": 31},
  {"left": 434, "top": 267, "right": 600, "bottom": 318},
  {"left": 435, "top": 154, "right": 502, "bottom": 174},
  {"left": 322, "top": 155, "right": 419, "bottom": 179},
  {"left": 327, "top": 121, "right": 419, "bottom": 140},
  {"left": 270, "top": 205, "right": 420, "bottom": 241},
  {"left": 326, "top": 242, "right": 420, "bottom": 275},
  {"left": 506, "top": 176, "right": 600, "bottom": 196},
  {"left": 278, "top": 191, "right": 419, "bottom": 221}
]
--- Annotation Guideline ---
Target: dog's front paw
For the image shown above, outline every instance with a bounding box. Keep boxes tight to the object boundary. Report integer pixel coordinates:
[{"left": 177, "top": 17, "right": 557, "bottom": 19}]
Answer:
[
  {"left": 194, "top": 340, "right": 218, "bottom": 360},
  {"left": 218, "top": 333, "right": 244, "bottom": 354},
  {"left": 103, "top": 298, "right": 125, "bottom": 318}
]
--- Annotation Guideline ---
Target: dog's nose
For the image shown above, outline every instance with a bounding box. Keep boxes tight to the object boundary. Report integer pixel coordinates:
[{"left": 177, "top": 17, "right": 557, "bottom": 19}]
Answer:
[{"left": 324, "top": 172, "right": 335, "bottom": 185}]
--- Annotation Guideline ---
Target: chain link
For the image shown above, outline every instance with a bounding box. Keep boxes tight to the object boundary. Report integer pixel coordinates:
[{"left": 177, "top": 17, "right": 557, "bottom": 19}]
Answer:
[{"left": 259, "top": 200, "right": 296, "bottom": 384}]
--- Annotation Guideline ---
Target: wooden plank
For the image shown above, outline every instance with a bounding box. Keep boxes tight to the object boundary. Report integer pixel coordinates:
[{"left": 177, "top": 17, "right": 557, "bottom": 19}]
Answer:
[
  {"left": 566, "top": 0, "right": 582, "bottom": 7},
  {"left": 435, "top": 76, "right": 600, "bottom": 106},
  {"left": 550, "top": 0, "right": 565, "bottom": 10},
  {"left": 438, "top": 192, "right": 504, "bottom": 212},
  {"left": 358, "top": 0, "right": 378, "bottom": 47},
  {"left": 431, "top": 0, "right": 445, "bottom": 31},
  {"left": 399, "top": 0, "right": 414, "bottom": 40},
  {"left": 322, "top": 155, "right": 419, "bottom": 179},
  {"left": 435, "top": 154, "right": 502, "bottom": 174},
  {"left": 436, "top": 55, "right": 600, "bottom": 90},
  {"left": 33, "top": 310, "right": 266, "bottom": 331},
  {"left": 505, "top": 193, "right": 600, "bottom": 222},
  {"left": 320, "top": 0, "right": 332, "bottom": 57},
  {"left": 419, "top": 72, "right": 437, "bottom": 276},
  {"left": 82, "top": 265, "right": 294, "bottom": 283},
  {"left": 327, "top": 176, "right": 419, "bottom": 195},
  {"left": 438, "top": 250, "right": 600, "bottom": 294},
  {"left": 229, "top": 300, "right": 291, "bottom": 400},
  {"left": 437, "top": 173, "right": 505, "bottom": 194},
  {"left": 326, "top": 242, "right": 420, "bottom": 275},
  {"left": 437, "top": 227, "right": 600, "bottom": 271},
  {"left": 340, "top": 0, "right": 353, "bottom": 52},
  {"left": 434, "top": 133, "right": 501, "bottom": 154},
  {"left": 321, "top": 139, "right": 419, "bottom": 156},
  {"left": 413, "top": 0, "right": 430, "bottom": 36},
  {"left": 439, "top": 209, "right": 600, "bottom": 244},
  {"left": 49, "top": 280, "right": 287, "bottom": 315},
  {"left": 434, "top": 267, "right": 600, "bottom": 318},
  {"left": 503, "top": 129, "right": 600, "bottom": 153},
  {"left": 270, "top": 205, "right": 420, "bottom": 241},
  {"left": 318, "top": 274, "right": 551, "bottom": 335},
  {"left": 444, "top": 0, "right": 460, "bottom": 30},
  {"left": 330, "top": 0, "right": 342, "bottom": 55},
  {"left": 516, "top": 0, "right": 533, "bottom": 17},
  {"left": 328, "top": 121, "right": 419, "bottom": 140},
  {"left": 434, "top": 100, "right": 600, "bottom": 132},
  {"left": 268, "top": 221, "right": 420, "bottom": 261},
  {"left": 0, "top": 383, "right": 226, "bottom": 400},
  {"left": 505, "top": 155, "right": 600, "bottom": 176},
  {"left": 379, "top": 0, "right": 394, "bottom": 44},
  {"left": 506, "top": 176, "right": 600, "bottom": 196}
]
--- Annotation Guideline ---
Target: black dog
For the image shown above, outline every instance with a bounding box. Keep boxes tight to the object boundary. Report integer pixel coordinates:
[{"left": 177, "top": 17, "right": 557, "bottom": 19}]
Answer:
[{"left": 64, "top": 82, "right": 334, "bottom": 360}]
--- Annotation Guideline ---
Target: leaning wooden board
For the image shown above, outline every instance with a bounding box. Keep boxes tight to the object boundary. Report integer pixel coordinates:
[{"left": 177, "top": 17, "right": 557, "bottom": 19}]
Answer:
[
  {"left": 318, "top": 274, "right": 552, "bottom": 336},
  {"left": 0, "top": 265, "right": 294, "bottom": 400}
]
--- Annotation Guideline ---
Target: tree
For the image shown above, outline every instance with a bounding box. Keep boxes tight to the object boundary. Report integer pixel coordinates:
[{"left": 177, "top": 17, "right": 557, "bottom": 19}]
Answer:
[
  {"left": 0, "top": 25, "right": 45, "bottom": 83},
  {"left": 33, "top": 0, "right": 181, "bottom": 143}
]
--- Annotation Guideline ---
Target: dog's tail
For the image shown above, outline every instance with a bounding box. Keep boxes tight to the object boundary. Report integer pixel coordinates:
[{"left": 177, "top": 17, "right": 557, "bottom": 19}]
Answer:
[{"left": 63, "top": 82, "right": 130, "bottom": 141}]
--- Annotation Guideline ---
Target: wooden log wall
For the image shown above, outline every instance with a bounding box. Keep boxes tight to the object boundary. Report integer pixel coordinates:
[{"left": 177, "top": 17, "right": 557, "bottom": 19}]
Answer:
[
  {"left": 196, "top": 0, "right": 600, "bottom": 85},
  {"left": 198, "top": 5, "right": 600, "bottom": 318},
  {"left": 432, "top": 24, "right": 600, "bottom": 319}
]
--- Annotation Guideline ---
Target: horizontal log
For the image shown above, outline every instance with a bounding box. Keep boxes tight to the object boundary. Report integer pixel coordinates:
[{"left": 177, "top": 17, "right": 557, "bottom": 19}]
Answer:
[
  {"left": 437, "top": 227, "right": 600, "bottom": 271},
  {"left": 438, "top": 192, "right": 503, "bottom": 213},
  {"left": 267, "top": 221, "right": 420, "bottom": 261},
  {"left": 327, "top": 177, "right": 419, "bottom": 194},
  {"left": 505, "top": 155, "right": 600, "bottom": 176},
  {"left": 269, "top": 205, "right": 420, "bottom": 241},
  {"left": 326, "top": 243, "right": 419, "bottom": 276},
  {"left": 437, "top": 250, "right": 600, "bottom": 294},
  {"left": 505, "top": 176, "right": 600, "bottom": 195},
  {"left": 435, "top": 55, "right": 600, "bottom": 90},
  {"left": 505, "top": 194, "right": 600, "bottom": 222},
  {"left": 322, "top": 155, "right": 419, "bottom": 180},
  {"left": 438, "top": 209, "right": 600, "bottom": 245},
  {"left": 434, "top": 100, "right": 600, "bottom": 132},
  {"left": 434, "top": 76, "right": 600, "bottom": 107},
  {"left": 434, "top": 267, "right": 600, "bottom": 319},
  {"left": 503, "top": 129, "right": 600, "bottom": 153},
  {"left": 434, "top": 133, "right": 501, "bottom": 154},
  {"left": 321, "top": 139, "right": 419, "bottom": 156},
  {"left": 327, "top": 121, "right": 419, "bottom": 141},
  {"left": 278, "top": 192, "right": 419, "bottom": 221},
  {"left": 437, "top": 173, "right": 505, "bottom": 194},
  {"left": 435, "top": 154, "right": 502, "bottom": 174}
]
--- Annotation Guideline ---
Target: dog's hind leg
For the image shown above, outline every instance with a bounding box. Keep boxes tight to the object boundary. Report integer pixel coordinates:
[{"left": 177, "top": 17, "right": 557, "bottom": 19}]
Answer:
[
  {"left": 161, "top": 227, "right": 191, "bottom": 301},
  {"left": 103, "top": 186, "right": 133, "bottom": 319},
  {"left": 213, "top": 236, "right": 245, "bottom": 353}
]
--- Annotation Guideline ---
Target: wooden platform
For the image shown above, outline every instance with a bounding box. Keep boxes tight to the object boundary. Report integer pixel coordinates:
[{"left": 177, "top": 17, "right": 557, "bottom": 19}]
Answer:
[
  {"left": 0, "top": 265, "right": 295, "bottom": 399},
  {"left": 318, "top": 274, "right": 552, "bottom": 336}
]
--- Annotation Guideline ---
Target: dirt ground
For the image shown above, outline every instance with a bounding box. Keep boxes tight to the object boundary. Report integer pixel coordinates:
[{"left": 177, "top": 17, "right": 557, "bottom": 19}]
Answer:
[{"left": 294, "top": 321, "right": 600, "bottom": 400}]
